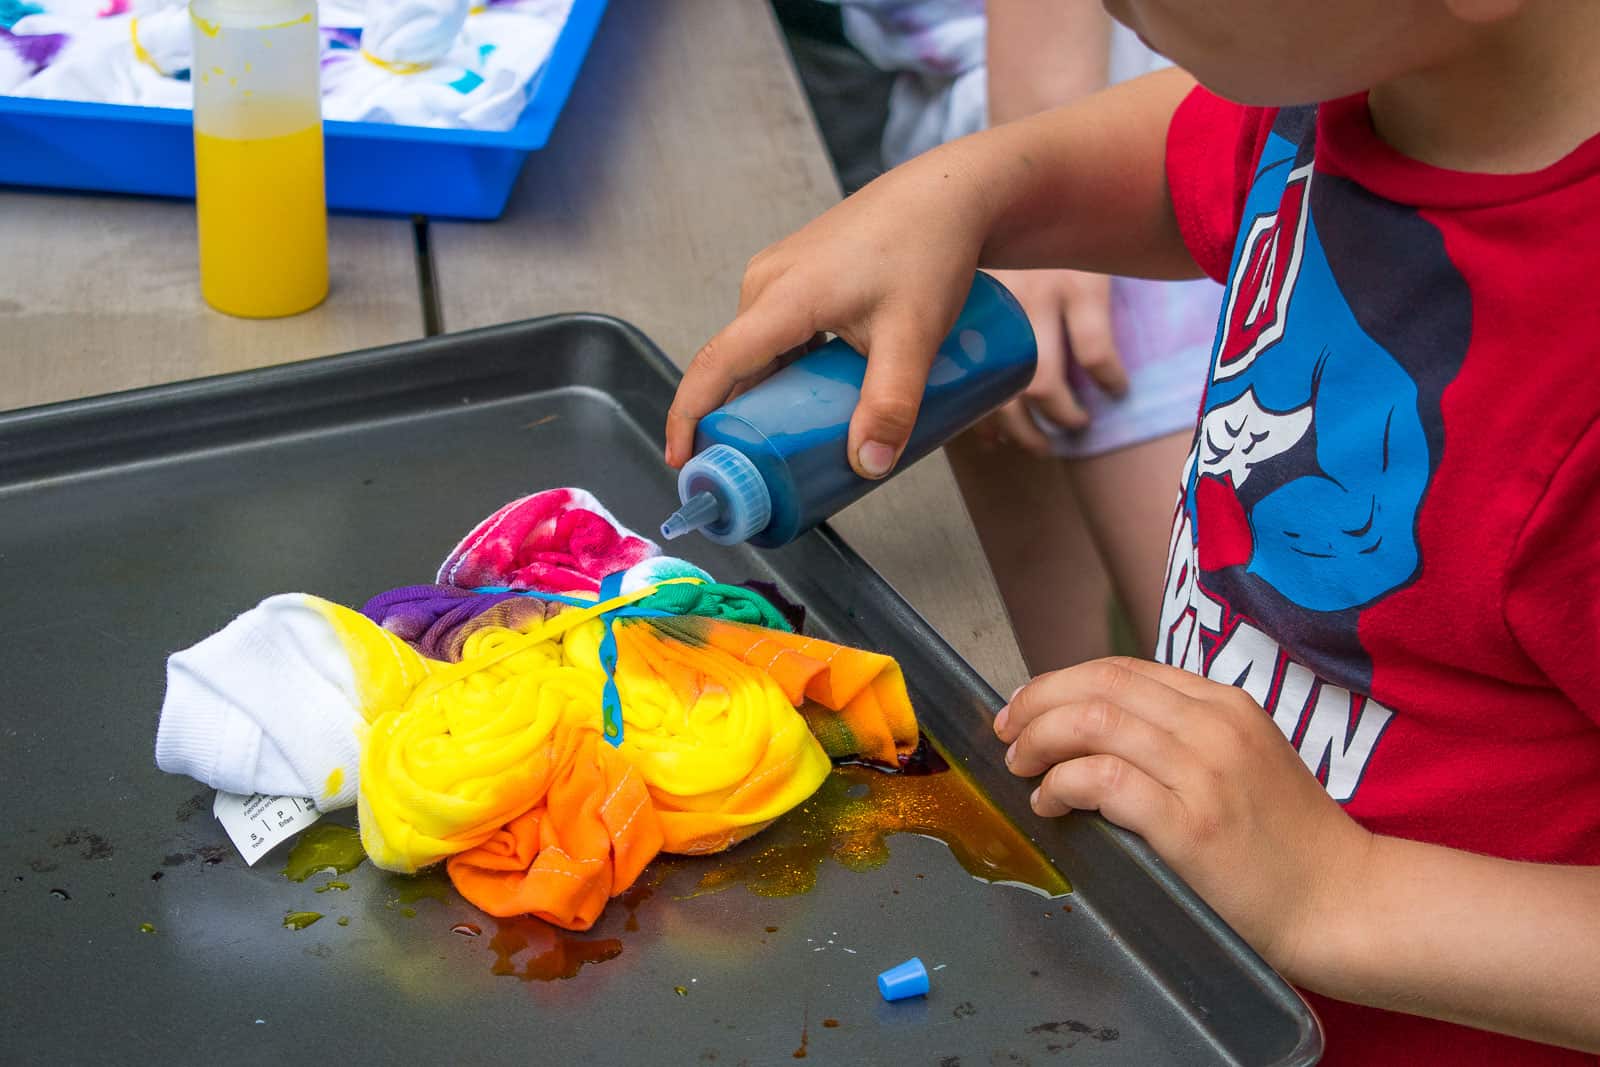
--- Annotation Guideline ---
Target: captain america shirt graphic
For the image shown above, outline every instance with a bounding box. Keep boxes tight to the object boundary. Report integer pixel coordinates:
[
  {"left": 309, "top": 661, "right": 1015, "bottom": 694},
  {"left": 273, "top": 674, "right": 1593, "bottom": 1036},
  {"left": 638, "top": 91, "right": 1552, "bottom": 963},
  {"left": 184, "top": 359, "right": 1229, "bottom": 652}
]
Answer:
[
  {"left": 1159, "top": 107, "right": 1470, "bottom": 802},
  {"left": 1157, "top": 87, "right": 1600, "bottom": 1064}
]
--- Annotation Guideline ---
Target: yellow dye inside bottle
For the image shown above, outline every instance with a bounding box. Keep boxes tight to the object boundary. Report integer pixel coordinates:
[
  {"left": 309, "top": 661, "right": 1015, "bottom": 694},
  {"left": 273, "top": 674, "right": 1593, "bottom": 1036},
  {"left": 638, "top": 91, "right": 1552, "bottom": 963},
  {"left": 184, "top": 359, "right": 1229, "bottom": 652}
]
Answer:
[{"left": 194, "top": 110, "right": 327, "bottom": 318}]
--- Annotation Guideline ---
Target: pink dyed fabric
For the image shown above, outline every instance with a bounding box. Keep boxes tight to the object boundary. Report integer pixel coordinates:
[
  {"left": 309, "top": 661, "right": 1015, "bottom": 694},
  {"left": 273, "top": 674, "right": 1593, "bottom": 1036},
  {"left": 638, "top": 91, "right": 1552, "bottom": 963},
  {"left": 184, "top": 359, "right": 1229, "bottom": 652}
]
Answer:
[{"left": 436, "top": 488, "right": 656, "bottom": 594}]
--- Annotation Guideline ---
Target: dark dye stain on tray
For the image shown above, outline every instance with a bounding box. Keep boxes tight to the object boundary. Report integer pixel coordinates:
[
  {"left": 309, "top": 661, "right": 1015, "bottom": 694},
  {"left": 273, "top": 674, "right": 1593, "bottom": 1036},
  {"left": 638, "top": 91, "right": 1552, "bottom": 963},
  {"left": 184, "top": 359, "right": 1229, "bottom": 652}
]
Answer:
[{"left": 0, "top": 315, "right": 1320, "bottom": 1065}]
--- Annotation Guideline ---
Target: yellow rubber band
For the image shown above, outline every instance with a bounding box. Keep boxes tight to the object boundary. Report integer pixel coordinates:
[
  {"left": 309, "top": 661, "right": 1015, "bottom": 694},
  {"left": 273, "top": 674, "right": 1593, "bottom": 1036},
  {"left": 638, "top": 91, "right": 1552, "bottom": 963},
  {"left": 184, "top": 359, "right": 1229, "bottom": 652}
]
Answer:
[
  {"left": 258, "top": 12, "right": 314, "bottom": 30},
  {"left": 130, "top": 17, "right": 168, "bottom": 75},
  {"left": 361, "top": 49, "right": 433, "bottom": 75},
  {"left": 400, "top": 577, "right": 704, "bottom": 713}
]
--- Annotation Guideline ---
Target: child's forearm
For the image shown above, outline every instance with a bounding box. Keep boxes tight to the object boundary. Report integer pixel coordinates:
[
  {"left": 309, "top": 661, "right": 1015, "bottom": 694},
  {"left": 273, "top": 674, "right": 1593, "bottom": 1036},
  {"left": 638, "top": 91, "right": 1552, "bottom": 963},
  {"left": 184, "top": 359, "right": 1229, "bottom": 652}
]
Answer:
[
  {"left": 986, "top": 0, "right": 1111, "bottom": 123},
  {"left": 1298, "top": 834, "right": 1600, "bottom": 1052},
  {"left": 667, "top": 69, "right": 1199, "bottom": 471},
  {"left": 945, "top": 66, "right": 1201, "bottom": 280}
]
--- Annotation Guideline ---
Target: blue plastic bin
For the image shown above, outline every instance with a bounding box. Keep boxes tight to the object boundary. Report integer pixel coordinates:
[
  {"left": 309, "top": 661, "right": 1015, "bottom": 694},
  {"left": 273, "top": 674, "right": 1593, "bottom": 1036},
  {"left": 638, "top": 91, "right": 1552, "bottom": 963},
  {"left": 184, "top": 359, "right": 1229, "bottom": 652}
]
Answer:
[{"left": 0, "top": 0, "right": 605, "bottom": 219}]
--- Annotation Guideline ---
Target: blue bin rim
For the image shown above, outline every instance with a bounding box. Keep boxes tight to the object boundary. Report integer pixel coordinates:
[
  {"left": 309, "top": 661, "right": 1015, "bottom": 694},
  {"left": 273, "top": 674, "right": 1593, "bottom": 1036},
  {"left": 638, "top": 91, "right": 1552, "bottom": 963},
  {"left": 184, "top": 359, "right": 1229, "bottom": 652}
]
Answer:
[{"left": 0, "top": 0, "right": 606, "bottom": 152}]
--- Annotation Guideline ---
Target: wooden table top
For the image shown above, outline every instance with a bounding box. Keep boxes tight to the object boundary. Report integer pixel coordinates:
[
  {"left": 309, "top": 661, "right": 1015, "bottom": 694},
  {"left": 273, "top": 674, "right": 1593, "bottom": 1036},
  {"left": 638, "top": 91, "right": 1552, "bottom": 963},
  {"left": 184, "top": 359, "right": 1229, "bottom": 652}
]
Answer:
[{"left": 0, "top": 0, "right": 1026, "bottom": 696}]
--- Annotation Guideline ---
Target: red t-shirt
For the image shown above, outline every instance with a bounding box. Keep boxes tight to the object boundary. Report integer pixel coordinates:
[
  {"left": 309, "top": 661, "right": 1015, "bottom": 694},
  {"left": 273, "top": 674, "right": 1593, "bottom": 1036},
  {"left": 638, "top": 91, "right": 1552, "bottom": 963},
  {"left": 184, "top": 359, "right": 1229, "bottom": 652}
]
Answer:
[{"left": 1159, "top": 87, "right": 1600, "bottom": 1064}]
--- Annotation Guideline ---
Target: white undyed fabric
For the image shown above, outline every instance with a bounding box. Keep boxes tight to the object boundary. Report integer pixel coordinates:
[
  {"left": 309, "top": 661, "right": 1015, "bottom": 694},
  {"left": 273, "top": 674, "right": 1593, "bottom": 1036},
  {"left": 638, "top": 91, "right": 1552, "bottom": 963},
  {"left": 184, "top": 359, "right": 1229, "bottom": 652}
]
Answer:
[
  {"left": 837, "top": 0, "right": 982, "bottom": 169},
  {"left": 155, "top": 594, "right": 364, "bottom": 811},
  {"left": 319, "top": 3, "right": 563, "bottom": 129},
  {"left": 129, "top": 1, "right": 189, "bottom": 75},
  {"left": 3, "top": 0, "right": 573, "bottom": 130},
  {"left": 8, "top": 1, "right": 191, "bottom": 108},
  {"left": 0, "top": 41, "right": 36, "bottom": 94},
  {"left": 835, "top": 2, "right": 1179, "bottom": 168},
  {"left": 621, "top": 556, "right": 714, "bottom": 594},
  {"left": 362, "top": 0, "right": 467, "bottom": 67}
]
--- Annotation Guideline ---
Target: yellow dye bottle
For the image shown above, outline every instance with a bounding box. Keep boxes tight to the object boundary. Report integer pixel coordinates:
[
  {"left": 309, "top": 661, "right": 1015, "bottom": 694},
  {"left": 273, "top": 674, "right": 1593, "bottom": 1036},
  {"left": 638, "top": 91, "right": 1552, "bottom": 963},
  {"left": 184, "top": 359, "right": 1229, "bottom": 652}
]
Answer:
[{"left": 190, "top": 0, "right": 327, "bottom": 318}]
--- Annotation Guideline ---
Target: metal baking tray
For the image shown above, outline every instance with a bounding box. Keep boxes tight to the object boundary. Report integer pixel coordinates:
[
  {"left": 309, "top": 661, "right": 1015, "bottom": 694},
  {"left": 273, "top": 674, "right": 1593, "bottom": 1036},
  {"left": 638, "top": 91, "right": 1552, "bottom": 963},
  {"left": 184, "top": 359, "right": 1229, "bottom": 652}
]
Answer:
[{"left": 0, "top": 314, "right": 1321, "bottom": 1065}]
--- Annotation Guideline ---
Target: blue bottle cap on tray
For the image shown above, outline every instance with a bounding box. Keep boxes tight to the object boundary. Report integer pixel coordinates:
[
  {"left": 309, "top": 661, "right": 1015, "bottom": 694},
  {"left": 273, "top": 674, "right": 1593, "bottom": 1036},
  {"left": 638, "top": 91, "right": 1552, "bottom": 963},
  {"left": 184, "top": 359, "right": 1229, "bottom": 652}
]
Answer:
[{"left": 877, "top": 957, "right": 929, "bottom": 1001}]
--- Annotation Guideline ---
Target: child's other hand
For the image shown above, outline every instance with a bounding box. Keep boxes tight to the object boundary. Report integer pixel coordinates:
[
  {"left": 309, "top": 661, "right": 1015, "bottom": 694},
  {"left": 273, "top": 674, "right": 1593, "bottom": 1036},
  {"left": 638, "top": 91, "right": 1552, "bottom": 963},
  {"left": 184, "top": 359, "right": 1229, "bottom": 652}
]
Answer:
[
  {"left": 665, "top": 159, "right": 992, "bottom": 479},
  {"left": 995, "top": 656, "right": 1373, "bottom": 979},
  {"left": 976, "top": 268, "right": 1127, "bottom": 453}
]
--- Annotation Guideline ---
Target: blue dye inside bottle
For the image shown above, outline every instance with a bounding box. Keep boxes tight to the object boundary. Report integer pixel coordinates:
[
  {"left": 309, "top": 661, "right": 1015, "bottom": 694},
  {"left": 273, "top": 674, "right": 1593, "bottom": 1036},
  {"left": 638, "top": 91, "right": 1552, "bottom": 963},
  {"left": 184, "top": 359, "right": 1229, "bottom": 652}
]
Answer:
[{"left": 661, "top": 271, "right": 1038, "bottom": 549}]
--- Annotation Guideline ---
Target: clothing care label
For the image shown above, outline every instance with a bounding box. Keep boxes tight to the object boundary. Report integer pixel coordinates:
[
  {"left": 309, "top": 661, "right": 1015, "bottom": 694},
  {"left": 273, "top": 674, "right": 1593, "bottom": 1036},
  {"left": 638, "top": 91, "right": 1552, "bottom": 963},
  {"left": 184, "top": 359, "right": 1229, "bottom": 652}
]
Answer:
[{"left": 213, "top": 791, "right": 321, "bottom": 866}]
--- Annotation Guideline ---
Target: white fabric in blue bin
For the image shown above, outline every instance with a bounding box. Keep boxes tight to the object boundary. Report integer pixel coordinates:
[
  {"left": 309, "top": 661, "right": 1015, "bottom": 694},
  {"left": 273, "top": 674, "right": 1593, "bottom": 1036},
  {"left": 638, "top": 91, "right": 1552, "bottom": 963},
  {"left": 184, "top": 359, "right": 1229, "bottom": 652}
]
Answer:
[
  {"left": 3, "top": 1, "right": 191, "bottom": 108},
  {"left": 0, "top": 0, "right": 574, "bottom": 131},
  {"left": 321, "top": 0, "right": 566, "bottom": 130}
]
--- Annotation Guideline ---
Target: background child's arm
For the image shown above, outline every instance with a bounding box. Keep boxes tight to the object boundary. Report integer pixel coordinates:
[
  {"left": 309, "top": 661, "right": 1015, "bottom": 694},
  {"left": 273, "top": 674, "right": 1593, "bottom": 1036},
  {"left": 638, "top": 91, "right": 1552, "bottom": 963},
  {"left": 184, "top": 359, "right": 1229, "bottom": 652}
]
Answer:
[
  {"left": 980, "top": 0, "right": 1130, "bottom": 439},
  {"left": 988, "top": 0, "right": 1112, "bottom": 122},
  {"left": 666, "top": 67, "right": 1199, "bottom": 478},
  {"left": 998, "top": 659, "right": 1600, "bottom": 1053}
]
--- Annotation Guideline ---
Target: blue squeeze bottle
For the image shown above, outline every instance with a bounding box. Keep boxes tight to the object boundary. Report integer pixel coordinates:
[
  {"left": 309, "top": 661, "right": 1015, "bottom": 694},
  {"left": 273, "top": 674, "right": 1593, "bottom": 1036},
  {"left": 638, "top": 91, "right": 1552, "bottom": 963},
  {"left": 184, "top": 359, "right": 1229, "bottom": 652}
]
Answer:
[{"left": 661, "top": 271, "right": 1037, "bottom": 549}]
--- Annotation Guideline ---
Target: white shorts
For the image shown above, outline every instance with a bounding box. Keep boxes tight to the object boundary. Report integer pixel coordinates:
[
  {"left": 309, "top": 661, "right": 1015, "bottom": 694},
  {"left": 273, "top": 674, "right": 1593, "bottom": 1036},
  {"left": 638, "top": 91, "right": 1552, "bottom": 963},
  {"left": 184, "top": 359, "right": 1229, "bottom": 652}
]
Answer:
[{"left": 1034, "top": 274, "right": 1222, "bottom": 459}]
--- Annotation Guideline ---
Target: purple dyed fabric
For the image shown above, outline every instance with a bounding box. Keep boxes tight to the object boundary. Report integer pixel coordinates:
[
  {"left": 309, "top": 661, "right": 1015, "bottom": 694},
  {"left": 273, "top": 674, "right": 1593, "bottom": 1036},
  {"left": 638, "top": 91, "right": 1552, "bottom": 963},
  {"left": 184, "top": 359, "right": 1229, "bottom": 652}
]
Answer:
[
  {"left": 740, "top": 580, "right": 805, "bottom": 634},
  {"left": 360, "top": 584, "right": 560, "bottom": 661},
  {"left": 2, "top": 26, "right": 69, "bottom": 72}
]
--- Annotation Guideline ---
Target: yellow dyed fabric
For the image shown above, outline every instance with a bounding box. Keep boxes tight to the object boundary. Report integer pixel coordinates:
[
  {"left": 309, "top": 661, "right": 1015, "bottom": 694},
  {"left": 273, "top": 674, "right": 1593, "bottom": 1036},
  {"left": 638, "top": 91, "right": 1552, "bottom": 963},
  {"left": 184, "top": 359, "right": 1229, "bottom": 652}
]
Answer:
[{"left": 304, "top": 585, "right": 919, "bottom": 930}]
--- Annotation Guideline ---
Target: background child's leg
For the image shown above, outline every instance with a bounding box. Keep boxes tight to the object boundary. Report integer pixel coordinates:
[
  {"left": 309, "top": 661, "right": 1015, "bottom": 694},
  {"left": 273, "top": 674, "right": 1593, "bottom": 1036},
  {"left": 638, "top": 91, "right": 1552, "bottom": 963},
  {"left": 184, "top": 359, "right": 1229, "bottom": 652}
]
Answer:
[
  {"left": 1063, "top": 428, "right": 1191, "bottom": 651},
  {"left": 946, "top": 436, "right": 1114, "bottom": 674}
]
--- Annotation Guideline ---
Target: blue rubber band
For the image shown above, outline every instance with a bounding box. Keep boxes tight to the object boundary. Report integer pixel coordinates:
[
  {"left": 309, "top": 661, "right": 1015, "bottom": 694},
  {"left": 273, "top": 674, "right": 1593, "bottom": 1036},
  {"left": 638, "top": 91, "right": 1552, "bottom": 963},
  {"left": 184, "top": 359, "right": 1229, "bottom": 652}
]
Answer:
[
  {"left": 596, "top": 571, "right": 627, "bottom": 747},
  {"left": 470, "top": 585, "right": 593, "bottom": 609},
  {"left": 471, "top": 577, "right": 673, "bottom": 745}
]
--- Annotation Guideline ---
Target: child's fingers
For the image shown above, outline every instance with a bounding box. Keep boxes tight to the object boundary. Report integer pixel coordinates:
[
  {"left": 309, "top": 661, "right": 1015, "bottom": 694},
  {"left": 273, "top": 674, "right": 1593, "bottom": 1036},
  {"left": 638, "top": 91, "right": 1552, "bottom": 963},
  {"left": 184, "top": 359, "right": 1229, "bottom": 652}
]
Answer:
[
  {"left": 1062, "top": 273, "right": 1129, "bottom": 398},
  {"left": 845, "top": 314, "right": 944, "bottom": 478},
  {"left": 1097, "top": 655, "right": 1250, "bottom": 705},
  {"left": 1031, "top": 754, "right": 1181, "bottom": 839},
  {"left": 1021, "top": 307, "right": 1090, "bottom": 432},
  {"left": 667, "top": 305, "right": 817, "bottom": 467},
  {"left": 993, "top": 398, "right": 1055, "bottom": 456},
  {"left": 1005, "top": 698, "right": 1187, "bottom": 789},
  {"left": 723, "top": 333, "right": 828, "bottom": 403},
  {"left": 1025, "top": 379, "right": 1090, "bottom": 433},
  {"left": 997, "top": 658, "right": 1194, "bottom": 741},
  {"left": 1021, "top": 287, "right": 1085, "bottom": 428}
]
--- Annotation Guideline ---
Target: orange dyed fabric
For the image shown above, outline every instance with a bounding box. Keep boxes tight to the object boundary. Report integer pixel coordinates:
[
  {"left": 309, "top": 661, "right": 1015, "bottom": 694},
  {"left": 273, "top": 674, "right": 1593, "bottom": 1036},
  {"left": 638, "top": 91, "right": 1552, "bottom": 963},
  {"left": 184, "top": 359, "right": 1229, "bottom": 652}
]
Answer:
[
  {"left": 438, "top": 616, "right": 919, "bottom": 929},
  {"left": 653, "top": 616, "right": 920, "bottom": 766},
  {"left": 447, "top": 731, "right": 664, "bottom": 930}
]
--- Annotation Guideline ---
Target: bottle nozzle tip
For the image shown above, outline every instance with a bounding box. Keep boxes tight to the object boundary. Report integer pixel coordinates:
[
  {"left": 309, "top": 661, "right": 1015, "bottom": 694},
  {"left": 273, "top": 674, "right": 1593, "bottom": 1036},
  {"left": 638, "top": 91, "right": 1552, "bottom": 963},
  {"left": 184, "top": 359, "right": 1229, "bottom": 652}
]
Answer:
[{"left": 659, "top": 490, "right": 723, "bottom": 543}]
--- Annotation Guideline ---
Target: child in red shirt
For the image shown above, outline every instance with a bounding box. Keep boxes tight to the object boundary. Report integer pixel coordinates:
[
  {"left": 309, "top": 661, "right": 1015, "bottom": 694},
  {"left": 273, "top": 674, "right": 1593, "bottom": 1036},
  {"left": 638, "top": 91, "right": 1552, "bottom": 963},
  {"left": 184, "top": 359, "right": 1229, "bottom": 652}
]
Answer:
[{"left": 667, "top": 0, "right": 1600, "bottom": 1061}]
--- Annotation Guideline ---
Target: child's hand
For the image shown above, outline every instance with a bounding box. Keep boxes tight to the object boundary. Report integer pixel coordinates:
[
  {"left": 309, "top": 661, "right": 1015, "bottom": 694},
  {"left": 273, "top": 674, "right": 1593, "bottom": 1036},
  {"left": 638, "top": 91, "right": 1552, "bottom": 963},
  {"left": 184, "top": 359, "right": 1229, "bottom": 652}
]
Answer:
[
  {"left": 666, "top": 156, "right": 993, "bottom": 479},
  {"left": 995, "top": 656, "right": 1373, "bottom": 979},
  {"left": 976, "top": 268, "right": 1127, "bottom": 453}
]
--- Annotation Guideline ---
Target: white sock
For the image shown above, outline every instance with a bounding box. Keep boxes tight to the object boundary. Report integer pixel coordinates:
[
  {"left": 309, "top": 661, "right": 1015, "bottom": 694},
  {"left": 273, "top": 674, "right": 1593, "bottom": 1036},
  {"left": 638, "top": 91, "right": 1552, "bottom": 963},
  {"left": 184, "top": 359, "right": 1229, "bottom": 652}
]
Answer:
[{"left": 155, "top": 594, "right": 363, "bottom": 811}]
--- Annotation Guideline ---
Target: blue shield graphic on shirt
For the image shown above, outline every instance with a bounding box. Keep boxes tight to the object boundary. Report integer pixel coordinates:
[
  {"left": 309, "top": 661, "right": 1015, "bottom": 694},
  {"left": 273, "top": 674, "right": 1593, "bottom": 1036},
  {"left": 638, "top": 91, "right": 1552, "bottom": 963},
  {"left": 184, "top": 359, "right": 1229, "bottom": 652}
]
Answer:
[{"left": 1177, "top": 113, "right": 1471, "bottom": 689}]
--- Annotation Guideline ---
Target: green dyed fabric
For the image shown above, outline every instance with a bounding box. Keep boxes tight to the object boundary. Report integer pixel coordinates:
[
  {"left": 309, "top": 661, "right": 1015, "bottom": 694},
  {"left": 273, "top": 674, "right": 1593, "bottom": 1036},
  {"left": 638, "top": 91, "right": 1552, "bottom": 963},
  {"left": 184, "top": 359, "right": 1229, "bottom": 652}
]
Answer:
[{"left": 639, "top": 582, "right": 793, "bottom": 631}]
